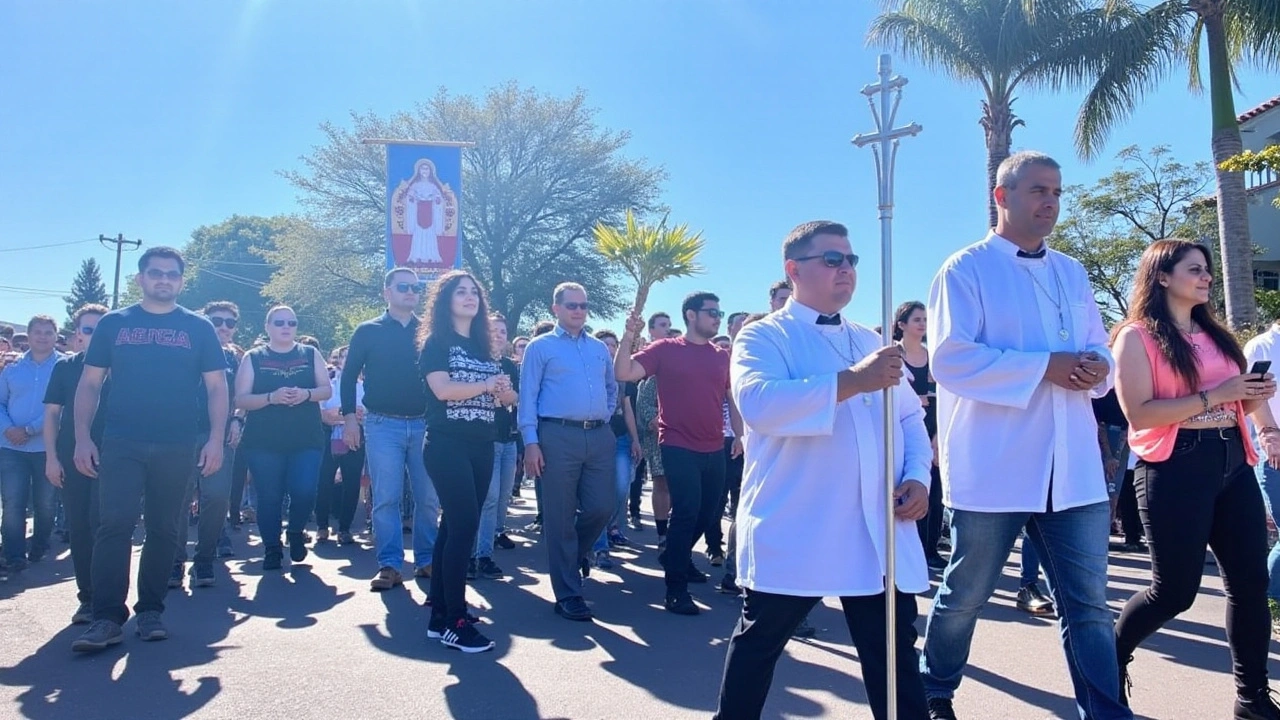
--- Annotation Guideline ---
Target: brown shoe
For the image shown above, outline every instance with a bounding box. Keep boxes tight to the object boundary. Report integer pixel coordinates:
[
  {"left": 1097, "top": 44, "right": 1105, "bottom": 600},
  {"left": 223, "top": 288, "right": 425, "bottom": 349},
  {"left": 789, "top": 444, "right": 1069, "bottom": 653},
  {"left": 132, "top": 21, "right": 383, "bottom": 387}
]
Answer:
[
  {"left": 414, "top": 565, "right": 432, "bottom": 579},
  {"left": 370, "top": 567, "right": 404, "bottom": 591}
]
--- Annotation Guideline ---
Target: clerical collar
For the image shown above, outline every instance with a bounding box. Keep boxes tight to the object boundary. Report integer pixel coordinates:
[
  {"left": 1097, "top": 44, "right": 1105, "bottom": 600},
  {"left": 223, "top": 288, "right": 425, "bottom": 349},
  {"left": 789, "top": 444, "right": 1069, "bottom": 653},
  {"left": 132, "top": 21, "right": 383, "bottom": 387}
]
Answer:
[{"left": 988, "top": 231, "right": 1048, "bottom": 261}]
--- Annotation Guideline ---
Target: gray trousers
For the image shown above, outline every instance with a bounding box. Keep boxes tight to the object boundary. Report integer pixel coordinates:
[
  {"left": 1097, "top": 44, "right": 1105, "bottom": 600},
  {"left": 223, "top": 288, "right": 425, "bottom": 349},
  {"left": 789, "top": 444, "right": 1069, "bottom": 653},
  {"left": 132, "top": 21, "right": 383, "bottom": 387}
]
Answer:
[
  {"left": 176, "top": 434, "right": 232, "bottom": 566},
  {"left": 539, "top": 421, "right": 616, "bottom": 601}
]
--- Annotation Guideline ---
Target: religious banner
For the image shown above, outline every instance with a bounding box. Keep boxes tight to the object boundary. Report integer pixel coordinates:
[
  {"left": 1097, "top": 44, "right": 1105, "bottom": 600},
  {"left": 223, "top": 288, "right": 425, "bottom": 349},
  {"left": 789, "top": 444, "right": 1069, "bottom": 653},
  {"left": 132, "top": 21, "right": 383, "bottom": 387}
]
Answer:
[{"left": 385, "top": 142, "right": 463, "bottom": 277}]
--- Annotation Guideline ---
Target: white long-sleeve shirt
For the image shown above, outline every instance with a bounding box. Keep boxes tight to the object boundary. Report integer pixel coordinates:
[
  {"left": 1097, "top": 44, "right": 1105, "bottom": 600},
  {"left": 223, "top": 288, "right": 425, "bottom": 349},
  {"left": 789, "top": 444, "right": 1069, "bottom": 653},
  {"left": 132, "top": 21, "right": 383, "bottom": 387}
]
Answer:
[
  {"left": 1244, "top": 325, "right": 1280, "bottom": 424},
  {"left": 730, "top": 300, "right": 931, "bottom": 597},
  {"left": 928, "top": 232, "right": 1113, "bottom": 513}
]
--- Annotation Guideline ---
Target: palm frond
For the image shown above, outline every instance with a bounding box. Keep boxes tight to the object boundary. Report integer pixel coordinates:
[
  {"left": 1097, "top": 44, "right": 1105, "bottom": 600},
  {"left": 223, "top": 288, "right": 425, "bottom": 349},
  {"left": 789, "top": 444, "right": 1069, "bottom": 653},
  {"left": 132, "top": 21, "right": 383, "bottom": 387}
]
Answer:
[
  {"left": 593, "top": 209, "right": 705, "bottom": 293},
  {"left": 1227, "top": 0, "right": 1280, "bottom": 73},
  {"left": 867, "top": 7, "right": 990, "bottom": 89},
  {"left": 1074, "top": 1, "right": 1190, "bottom": 160}
]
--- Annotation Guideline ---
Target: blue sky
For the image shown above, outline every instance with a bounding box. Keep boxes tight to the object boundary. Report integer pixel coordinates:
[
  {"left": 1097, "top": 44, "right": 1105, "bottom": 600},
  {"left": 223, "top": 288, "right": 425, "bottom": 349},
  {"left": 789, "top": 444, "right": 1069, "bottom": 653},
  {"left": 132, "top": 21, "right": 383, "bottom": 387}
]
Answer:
[{"left": 1, "top": 1, "right": 1276, "bottom": 334}]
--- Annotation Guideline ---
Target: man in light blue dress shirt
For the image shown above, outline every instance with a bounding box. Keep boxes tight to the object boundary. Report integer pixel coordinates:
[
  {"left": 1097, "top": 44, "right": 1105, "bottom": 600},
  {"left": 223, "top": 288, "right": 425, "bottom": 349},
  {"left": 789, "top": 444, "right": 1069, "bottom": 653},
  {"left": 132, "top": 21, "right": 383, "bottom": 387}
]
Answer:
[
  {"left": 519, "top": 282, "right": 618, "bottom": 622},
  {"left": 0, "top": 315, "right": 64, "bottom": 572}
]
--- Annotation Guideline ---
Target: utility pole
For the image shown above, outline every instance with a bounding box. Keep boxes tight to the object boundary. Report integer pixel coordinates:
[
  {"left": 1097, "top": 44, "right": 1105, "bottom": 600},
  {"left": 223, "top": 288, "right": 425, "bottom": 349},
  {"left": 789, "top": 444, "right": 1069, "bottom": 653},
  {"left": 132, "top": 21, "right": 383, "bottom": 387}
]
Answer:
[{"left": 99, "top": 233, "right": 142, "bottom": 309}]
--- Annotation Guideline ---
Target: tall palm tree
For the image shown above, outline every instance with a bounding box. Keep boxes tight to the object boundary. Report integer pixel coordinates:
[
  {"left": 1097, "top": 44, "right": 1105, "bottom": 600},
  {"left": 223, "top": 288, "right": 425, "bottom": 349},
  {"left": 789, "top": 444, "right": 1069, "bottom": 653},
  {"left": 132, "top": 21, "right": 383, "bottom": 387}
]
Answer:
[
  {"left": 593, "top": 209, "right": 705, "bottom": 322},
  {"left": 868, "top": 0, "right": 1122, "bottom": 228},
  {"left": 1075, "top": 0, "right": 1280, "bottom": 329}
]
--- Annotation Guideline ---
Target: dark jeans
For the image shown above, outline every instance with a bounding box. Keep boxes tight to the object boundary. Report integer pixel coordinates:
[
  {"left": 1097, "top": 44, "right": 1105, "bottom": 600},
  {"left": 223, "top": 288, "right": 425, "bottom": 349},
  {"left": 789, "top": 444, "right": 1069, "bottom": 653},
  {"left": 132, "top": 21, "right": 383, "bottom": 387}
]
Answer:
[
  {"left": 715, "top": 589, "right": 928, "bottom": 720},
  {"left": 228, "top": 447, "right": 249, "bottom": 525},
  {"left": 91, "top": 437, "right": 197, "bottom": 625},
  {"left": 0, "top": 448, "right": 55, "bottom": 565},
  {"left": 176, "top": 435, "right": 232, "bottom": 566},
  {"left": 660, "top": 444, "right": 726, "bottom": 594},
  {"left": 629, "top": 458, "right": 646, "bottom": 518},
  {"left": 59, "top": 451, "right": 98, "bottom": 604},
  {"left": 916, "top": 464, "right": 944, "bottom": 559},
  {"left": 704, "top": 438, "right": 743, "bottom": 556},
  {"left": 1116, "top": 431, "right": 1271, "bottom": 694},
  {"left": 315, "top": 440, "right": 366, "bottom": 533},
  {"left": 245, "top": 447, "right": 322, "bottom": 552},
  {"left": 1116, "top": 469, "right": 1144, "bottom": 544},
  {"left": 424, "top": 433, "right": 493, "bottom": 622}
]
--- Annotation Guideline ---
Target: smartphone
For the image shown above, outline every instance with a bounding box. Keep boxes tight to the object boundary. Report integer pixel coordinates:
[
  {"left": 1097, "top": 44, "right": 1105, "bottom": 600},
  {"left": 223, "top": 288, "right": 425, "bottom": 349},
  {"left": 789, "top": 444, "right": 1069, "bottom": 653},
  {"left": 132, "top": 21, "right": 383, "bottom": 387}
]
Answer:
[{"left": 1249, "top": 360, "right": 1272, "bottom": 381}]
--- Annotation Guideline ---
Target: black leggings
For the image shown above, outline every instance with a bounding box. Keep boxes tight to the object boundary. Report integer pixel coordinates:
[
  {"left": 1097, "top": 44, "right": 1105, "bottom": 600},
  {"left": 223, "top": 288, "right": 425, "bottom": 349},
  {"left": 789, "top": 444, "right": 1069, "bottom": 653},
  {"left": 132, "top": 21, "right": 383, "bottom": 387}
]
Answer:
[
  {"left": 1115, "top": 430, "right": 1271, "bottom": 694},
  {"left": 314, "top": 441, "right": 366, "bottom": 533},
  {"left": 423, "top": 433, "right": 494, "bottom": 622}
]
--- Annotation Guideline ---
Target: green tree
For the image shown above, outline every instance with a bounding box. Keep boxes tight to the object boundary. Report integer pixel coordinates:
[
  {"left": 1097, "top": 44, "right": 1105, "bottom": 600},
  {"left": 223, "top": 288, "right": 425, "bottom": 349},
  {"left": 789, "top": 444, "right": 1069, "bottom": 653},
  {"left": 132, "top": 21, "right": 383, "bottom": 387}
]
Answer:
[
  {"left": 867, "top": 0, "right": 1123, "bottom": 227},
  {"left": 1220, "top": 144, "right": 1280, "bottom": 208},
  {"left": 1074, "top": 0, "right": 1280, "bottom": 329},
  {"left": 62, "top": 258, "right": 110, "bottom": 331},
  {"left": 268, "top": 82, "right": 666, "bottom": 335},
  {"left": 1051, "top": 145, "right": 1212, "bottom": 321}
]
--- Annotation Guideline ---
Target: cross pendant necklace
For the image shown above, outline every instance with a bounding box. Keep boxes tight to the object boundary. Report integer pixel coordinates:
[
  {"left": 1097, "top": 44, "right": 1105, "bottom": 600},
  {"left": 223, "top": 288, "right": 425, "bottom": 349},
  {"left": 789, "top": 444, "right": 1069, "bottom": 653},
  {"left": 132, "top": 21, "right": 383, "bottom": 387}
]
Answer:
[
  {"left": 817, "top": 325, "right": 874, "bottom": 406},
  {"left": 1023, "top": 259, "right": 1070, "bottom": 341}
]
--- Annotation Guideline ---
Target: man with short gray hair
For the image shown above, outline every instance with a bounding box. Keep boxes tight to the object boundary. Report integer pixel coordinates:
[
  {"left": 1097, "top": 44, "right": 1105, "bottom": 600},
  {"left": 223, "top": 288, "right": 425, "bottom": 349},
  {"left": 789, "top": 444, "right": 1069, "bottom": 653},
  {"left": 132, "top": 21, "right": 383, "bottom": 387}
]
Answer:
[{"left": 519, "top": 282, "right": 618, "bottom": 622}]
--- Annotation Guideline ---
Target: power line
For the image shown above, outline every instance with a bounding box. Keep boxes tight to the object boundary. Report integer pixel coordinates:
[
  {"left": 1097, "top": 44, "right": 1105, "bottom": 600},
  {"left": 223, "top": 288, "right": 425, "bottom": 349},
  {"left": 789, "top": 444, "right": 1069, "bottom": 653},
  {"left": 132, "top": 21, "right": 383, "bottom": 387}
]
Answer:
[
  {"left": 0, "top": 284, "right": 67, "bottom": 296},
  {"left": 198, "top": 259, "right": 279, "bottom": 267},
  {"left": 0, "top": 238, "right": 98, "bottom": 253}
]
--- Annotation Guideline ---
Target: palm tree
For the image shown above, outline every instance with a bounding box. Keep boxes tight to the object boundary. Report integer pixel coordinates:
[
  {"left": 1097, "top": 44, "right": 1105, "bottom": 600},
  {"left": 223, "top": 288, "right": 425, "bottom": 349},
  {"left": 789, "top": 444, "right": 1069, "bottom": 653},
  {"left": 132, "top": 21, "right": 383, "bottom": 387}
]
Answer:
[
  {"left": 1075, "top": 0, "right": 1280, "bottom": 329},
  {"left": 868, "top": 0, "right": 1122, "bottom": 228},
  {"left": 593, "top": 209, "right": 705, "bottom": 320}
]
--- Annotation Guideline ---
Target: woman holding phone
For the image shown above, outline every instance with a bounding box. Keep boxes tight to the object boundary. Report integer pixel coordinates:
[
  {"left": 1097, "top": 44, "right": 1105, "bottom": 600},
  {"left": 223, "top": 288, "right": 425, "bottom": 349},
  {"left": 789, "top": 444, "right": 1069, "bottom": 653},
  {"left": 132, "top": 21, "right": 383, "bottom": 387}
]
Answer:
[{"left": 1112, "top": 239, "right": 1280, "bottom": 717}]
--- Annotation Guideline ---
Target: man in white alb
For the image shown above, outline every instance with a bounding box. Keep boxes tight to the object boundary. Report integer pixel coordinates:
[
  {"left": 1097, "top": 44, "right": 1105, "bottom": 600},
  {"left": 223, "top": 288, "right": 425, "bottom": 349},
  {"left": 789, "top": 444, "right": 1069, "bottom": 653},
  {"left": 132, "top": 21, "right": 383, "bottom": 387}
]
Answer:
[
  {"left": 714, "top": 220, "right": 932, "bottom": 720},
  {"left": 920, "top": 152, "right": 1131, "bottom": 720}
]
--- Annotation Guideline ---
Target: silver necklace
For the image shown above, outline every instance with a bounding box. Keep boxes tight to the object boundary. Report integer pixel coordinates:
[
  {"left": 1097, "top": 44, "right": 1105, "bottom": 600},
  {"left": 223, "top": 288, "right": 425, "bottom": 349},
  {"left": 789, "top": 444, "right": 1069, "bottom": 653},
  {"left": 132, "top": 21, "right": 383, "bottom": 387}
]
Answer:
[
  {"left": 814, "top": 323, "right": 874, "bottom": 406},
  {"left": 1022, "top": 258, "right": 1070, "bottom": 341}
]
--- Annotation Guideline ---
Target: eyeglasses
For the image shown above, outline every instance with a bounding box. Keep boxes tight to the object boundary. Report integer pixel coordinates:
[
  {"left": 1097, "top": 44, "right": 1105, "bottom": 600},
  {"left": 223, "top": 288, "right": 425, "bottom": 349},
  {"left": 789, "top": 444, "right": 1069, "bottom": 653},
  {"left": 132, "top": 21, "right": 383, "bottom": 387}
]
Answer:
[
  {"left": 144, "top": 268, "right": 183, "bottom": 281},
  {"left": 698, "top": 309, "right": 725, "bottom": 320},
  {"left": 794, "top": 251, "right": 859, "bottom": 269},
  {"left": 561, "top": 302, "right": 589, "bottom": 311},
  {"left": 208, "top": 316, "right": 238, "bottom": 329},
  {"left": 271, "top": 319, "right": 299, "bottom": 328},
  {"left": 394, "top": 282, "right": 427, "bottom": 294},
  {"left": 78, "top": 326, "right": 96, "bottom": 336}
]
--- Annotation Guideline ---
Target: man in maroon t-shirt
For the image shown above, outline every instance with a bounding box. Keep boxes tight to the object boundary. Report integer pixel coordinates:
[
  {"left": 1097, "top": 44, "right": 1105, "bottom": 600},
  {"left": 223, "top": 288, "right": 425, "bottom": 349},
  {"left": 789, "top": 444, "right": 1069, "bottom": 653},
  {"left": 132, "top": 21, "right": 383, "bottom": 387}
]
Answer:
[{"left": 616, "top": 291, "right": 742, "bottom": 615}]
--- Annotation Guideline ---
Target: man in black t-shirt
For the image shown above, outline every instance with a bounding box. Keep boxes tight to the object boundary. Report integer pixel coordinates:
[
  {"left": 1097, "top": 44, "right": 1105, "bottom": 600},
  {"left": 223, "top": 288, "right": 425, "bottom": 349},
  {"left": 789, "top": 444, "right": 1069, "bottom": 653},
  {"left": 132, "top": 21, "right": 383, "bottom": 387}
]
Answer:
[
  {"left": 70, "top": 247, "right": 228, "bottom": 654},
  {"left": 42, "top": 303, "right": 109, "bottom": 625}
]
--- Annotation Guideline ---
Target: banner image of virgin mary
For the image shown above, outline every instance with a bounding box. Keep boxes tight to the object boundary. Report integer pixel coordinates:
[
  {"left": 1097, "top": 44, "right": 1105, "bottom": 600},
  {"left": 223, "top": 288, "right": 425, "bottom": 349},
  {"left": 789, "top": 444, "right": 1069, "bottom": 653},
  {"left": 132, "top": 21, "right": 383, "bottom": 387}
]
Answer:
[{"left": 389, "top": 158, "right": 459, "bottom": 270}]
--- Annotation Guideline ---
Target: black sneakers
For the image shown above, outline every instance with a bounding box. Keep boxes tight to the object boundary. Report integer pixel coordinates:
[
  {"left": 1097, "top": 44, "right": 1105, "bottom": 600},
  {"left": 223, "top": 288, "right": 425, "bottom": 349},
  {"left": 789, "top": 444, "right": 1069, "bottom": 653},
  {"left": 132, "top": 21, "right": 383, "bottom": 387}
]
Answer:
[
  {"left": 476, "top": 557, "right": 504, "bottom": 579},
  {"left": 927, "top": 697, "right": 957, "bottom": 720},
  {"left": 440, "top": 618, "right": 494, "bottom": 653},
  {"left": 288, "top": 532, "right": 308, "bottom": 563},
  {"left": 494, "top": 533, "right": 516, "bottom": 550},
  {"left": 1236, "top": 688, "right": 1280, "bottom": 720},
  {"left": 664, "top": 593, "right": 699, "bottom": 615},
  {"left": 1016, "top": 582, "right": 1054, "bottom": 615}
]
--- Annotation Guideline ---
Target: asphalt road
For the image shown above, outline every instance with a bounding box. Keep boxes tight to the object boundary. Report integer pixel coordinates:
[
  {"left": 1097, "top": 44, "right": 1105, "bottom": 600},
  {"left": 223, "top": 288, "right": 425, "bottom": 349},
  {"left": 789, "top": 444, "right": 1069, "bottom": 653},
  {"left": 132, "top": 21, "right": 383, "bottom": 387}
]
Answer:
[{"left": 0, "top": 493, "right": 1274, "bottom": 720}]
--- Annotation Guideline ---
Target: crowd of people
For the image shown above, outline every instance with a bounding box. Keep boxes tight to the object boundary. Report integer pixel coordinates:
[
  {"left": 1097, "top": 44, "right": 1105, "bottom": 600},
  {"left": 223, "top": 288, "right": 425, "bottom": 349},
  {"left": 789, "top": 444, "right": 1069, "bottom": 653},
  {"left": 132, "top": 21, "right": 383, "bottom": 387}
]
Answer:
[{"left": 1, "top": 149, "right": 1280, "bottom": 719}]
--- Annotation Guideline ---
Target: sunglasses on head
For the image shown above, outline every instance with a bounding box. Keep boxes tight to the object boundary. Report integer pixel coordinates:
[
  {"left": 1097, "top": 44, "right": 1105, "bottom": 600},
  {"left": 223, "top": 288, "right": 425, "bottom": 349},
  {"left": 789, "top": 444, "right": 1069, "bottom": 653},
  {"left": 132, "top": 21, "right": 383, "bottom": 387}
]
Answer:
[
  {"left": 144, "top": 268, "right": 183, "bottom": 281},
  {"left": 272, "top": 319, "right": 298, "bottom": 328},
  {"left": 561, "top": 302, "right": 589, "bottom": 311},
  {"left": 698, "top": 308, "right": 724, "bottom": 320},
  {"left": 208, "top": 316, "right": 237, "bottom": 329},
  {"left": 394, "top": 282, "right": 427, "bottom": 294},
  {"left": 794, "top": 251, "right": 859, "bottom": 269}
]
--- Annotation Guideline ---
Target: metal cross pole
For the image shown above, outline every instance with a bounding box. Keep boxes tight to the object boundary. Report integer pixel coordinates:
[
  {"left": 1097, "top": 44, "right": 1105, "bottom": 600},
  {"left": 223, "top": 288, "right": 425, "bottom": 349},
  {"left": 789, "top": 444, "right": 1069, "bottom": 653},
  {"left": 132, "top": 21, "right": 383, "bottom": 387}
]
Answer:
[{"left": 851, "top": 52, "right": 921, "bottom": 720}]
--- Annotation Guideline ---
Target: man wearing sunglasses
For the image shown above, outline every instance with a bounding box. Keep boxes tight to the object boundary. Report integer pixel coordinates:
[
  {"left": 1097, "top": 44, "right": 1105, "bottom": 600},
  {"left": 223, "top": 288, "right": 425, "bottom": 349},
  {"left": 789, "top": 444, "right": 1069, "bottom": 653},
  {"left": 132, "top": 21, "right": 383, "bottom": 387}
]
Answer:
[
  {"left": 71, "top": 246, "right": 228, "bottom": 652},
  {"left": 342, "top": 267, "right": 440, "bottom": 591},
  {"left": 518, "top": 282, "right": 618, "bottom": 622},
  {"left": 617, "top": 291, "right": 742, "bottom": 616},
  {"left": 168, "top": 301, "right": 243, "bottom": 589},
  {"left": 42, "top": 303, "right": 108, "bottom": 621}
]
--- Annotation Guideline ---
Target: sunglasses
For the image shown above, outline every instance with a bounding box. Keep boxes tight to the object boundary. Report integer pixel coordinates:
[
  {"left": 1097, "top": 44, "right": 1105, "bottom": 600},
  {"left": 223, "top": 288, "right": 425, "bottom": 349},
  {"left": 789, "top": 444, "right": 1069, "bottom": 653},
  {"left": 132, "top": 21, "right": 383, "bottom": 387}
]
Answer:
[
  {"left": 208, "top": 316, "right": 238, "bottom": 329},
  {"left": 394, "top": 282, "right": 427, "bottom": 294},
  {"left": 794, "top": 251, "right": 859, "bottom": 269},
  {"left": 78, "top": 326, "right": 96, "bottom": 336},
  {"left": 272, "top": 319, "right": 299, "bottom": 328},
  {"left": 144, "top": 268, "right": 183, "bottom": 281},
  {"left": 561, "top": 302, "right": 589, "bottom": 311},
  {"left": 698, "top": 308, "right": 725, "bottom": 320}
]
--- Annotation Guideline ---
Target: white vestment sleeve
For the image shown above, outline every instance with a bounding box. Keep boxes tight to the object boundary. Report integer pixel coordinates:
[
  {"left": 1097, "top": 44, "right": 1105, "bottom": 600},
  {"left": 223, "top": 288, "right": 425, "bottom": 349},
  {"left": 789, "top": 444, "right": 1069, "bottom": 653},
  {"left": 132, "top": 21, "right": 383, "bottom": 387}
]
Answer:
[
  {"left": 927, "top": 259, "right": 1050, "bottom": 409},
  {"left": 731, "top": 323, "right": 837, "bottom": 438},
  {"left": 1074, "top": 265, "right": 1116, "bottom": 399}
]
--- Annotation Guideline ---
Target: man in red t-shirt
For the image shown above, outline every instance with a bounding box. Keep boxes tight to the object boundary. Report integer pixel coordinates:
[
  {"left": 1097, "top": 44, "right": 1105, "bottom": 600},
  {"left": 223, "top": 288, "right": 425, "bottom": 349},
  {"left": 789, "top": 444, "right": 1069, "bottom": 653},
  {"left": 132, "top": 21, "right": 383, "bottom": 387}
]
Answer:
[{"left": 616, "top": 291, "right": 742, "bottom": 615}]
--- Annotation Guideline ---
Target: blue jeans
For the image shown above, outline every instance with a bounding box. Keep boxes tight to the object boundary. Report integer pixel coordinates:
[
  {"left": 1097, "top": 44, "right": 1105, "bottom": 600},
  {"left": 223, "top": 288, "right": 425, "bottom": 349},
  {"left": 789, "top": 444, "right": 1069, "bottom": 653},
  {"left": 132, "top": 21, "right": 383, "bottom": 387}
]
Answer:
[
  {"left": 594, "top": 435, "right": 634, "bottom": 553},
  {"left": 364, "top": 413, "right": 439, "bottom": 570},
  {"left": 0, "top": 448, "right": 55, "bottom": 566},
  {"left": 474, "top": 441, "right": 518, "bottom": 558},
  {"left": 921, "top": 502, "right": 1130, "bottom": 719},
  {"left": 1020, "top": 528, "right": 1042, "bottom": 586},
  {"left": 244, "top": 448, "right": 322, "bottom": 551},
  {"left": 1254, "top": 434, "right": 1280, "bottom": 601}
]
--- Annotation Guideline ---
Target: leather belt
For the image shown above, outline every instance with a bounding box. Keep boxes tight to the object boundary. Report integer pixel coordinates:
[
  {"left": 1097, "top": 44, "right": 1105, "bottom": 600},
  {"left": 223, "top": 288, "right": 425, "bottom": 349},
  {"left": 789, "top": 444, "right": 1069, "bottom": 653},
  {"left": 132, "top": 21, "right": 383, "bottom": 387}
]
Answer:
[
  {"left": 1176, "top": 426, "right": 1241, "bottom": 441},
  {"left": 539, "top": 417, "right": 607, "bottom": 430}
]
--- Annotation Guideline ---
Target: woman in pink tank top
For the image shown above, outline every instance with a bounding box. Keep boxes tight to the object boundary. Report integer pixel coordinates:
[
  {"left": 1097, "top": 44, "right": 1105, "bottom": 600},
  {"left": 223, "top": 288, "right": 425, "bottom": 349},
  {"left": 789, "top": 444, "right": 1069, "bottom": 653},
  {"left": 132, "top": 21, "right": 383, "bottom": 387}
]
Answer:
[{"left": 1111, "top": 239, "right": 1280, "bottom": 719}]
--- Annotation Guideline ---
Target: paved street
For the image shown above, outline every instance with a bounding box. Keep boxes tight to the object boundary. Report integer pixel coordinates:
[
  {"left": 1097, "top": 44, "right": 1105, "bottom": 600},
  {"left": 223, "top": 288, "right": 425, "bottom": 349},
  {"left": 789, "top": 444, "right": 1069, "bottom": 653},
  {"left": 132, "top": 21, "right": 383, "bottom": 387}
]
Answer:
[{"left": 0, "top": 492, "right": 1275, "bottom": 720}]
